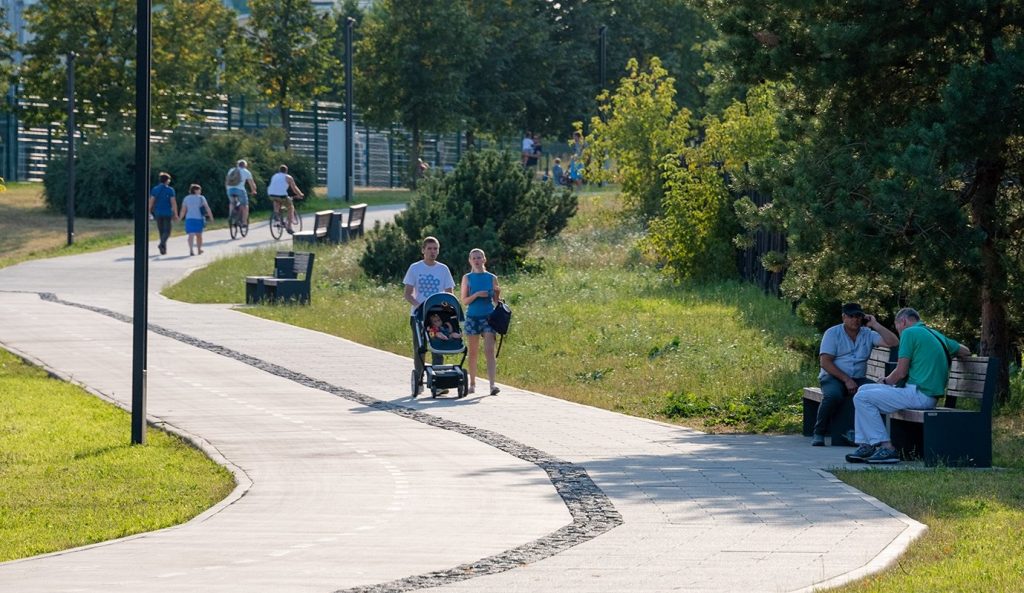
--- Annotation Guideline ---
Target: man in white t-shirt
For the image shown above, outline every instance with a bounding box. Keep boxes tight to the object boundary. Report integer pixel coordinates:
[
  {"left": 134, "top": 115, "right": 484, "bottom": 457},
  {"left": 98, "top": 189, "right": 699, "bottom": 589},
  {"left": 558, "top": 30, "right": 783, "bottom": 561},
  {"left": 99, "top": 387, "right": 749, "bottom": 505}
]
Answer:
[
  {"left": 404, "top": 236, "right": 455, "bottom": 396},
  {"left": 225, "top": 159, "right": 258, "bottom": 227},
  {"left": 521, "top": 131, "right": 534, "bottom": 166}
]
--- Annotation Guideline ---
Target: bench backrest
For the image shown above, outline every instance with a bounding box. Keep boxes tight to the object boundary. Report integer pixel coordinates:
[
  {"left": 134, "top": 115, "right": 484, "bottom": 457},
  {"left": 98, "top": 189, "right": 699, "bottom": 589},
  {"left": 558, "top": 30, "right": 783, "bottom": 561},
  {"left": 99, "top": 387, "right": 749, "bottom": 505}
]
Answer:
[
  {"left": 945, "top": 356, "right": 998, "bottom": 415},
  {"left": 866, "top": 346, "right": 897, "bottom": 382},
  {"left": 346, "top": 203, "right": 367, "bottom": 228},
  {"left": 274, "top": 251, "right": 296, "bottom": 278},
  {"left": 871, "top": 346, "right": 997, "bottom": 415},
  {"left": 290, "top": 252, "right": 315, "bottom": 280},
  {"left": 313, "top": 210, "right": 334, "bottom": 231}
]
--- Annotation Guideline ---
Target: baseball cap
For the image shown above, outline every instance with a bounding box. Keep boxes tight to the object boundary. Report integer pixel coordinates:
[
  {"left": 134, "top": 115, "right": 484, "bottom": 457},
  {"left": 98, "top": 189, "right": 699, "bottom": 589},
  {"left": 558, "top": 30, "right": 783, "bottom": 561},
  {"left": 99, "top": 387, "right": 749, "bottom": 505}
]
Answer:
[{"left": 841, "top": 303, "right": 865, "bottom": 316}]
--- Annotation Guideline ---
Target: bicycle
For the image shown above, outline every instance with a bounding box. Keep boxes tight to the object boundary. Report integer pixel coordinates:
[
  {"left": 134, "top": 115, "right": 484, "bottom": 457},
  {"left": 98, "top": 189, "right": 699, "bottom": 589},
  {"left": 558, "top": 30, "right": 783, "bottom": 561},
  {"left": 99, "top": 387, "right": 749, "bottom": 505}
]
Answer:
[
  {"left": 228, "top": 194, "right": 250, "bottom": 239},
  {"left": 268, "top": 195, "right": 304, "bottom": 240}
]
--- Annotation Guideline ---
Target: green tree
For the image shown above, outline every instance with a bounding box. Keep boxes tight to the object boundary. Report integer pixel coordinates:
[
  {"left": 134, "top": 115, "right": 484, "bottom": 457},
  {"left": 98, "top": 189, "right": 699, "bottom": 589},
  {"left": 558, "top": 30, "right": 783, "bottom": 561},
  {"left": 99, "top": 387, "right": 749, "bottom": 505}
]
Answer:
[
  {"left": 584, "top": 57, "right": 692, "bottom": 220},
  {"left": 355, "top": 0, "right": 481, "bottom": 186},
  {"left": 19, "top": 0, "right": 239, "bottom": 130},
  {"left": 360, "top": 149, "right": 577, "bottom": 282},
  {"left": 0, "top": 10, "right": 14, "bottom": 99},
  {"left": 647, "top": 83, "right": 781, "bottom": 280},
  {"left": 710, "top": 0, "right": 1024, "bottom": 400},
  {"left": 245, "top": 0, "right": 337, "bottom": 144}
]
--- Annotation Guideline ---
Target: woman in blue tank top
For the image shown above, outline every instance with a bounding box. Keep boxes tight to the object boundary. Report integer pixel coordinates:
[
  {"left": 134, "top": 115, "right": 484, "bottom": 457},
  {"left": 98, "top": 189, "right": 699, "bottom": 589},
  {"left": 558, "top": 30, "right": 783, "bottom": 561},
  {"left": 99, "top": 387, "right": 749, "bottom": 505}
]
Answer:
[{"left": 460, "top": 248, "right": 501, "bottom": 396}]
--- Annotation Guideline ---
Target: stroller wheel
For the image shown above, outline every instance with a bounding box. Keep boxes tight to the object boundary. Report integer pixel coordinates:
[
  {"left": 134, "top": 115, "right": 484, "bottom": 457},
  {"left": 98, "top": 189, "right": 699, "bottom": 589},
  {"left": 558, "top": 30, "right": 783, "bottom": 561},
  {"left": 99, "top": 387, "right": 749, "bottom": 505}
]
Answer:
[
  {"left": 457, "top": 382, "right": 467, "bottom": 399},
  {"left": 410, "top": 370, "right": 422, "bottom": 398}
]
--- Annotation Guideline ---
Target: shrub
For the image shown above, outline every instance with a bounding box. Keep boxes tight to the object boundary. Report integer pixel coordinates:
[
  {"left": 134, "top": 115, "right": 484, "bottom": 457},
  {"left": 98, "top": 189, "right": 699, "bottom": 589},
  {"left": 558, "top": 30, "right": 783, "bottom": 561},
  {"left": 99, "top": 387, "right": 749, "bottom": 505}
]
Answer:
[
  {"left": 360, "top": 149, "right": 577, "bottom": 282},
  {"left": 43, "top": 133, "right": 136, "bottom": 218},
  {"left": 43, "top": 128, "right": 316, "bottom": 218}
]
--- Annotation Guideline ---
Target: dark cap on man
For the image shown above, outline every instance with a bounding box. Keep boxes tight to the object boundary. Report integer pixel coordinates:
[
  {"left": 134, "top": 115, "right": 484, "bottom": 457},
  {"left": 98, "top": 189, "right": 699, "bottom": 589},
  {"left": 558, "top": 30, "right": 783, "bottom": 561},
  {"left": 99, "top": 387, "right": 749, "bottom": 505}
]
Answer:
[{"left": 842, "top": 303, "right": 865, "bottom": 317}]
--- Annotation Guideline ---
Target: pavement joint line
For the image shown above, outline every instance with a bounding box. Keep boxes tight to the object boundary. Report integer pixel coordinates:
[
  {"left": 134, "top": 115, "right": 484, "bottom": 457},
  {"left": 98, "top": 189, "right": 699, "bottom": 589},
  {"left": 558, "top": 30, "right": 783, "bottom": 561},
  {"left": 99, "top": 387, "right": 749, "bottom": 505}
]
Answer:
[{"left": 33, "top": 291, "right": 626, "bottom": 593}]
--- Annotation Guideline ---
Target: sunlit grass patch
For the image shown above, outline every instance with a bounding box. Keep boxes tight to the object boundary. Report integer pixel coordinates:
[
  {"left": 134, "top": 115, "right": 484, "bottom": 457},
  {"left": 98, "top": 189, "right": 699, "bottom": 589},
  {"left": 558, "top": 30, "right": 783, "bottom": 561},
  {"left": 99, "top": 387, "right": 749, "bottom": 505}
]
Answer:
[{"left": 0, "top": 349, "right": 235, "bottom": 562}]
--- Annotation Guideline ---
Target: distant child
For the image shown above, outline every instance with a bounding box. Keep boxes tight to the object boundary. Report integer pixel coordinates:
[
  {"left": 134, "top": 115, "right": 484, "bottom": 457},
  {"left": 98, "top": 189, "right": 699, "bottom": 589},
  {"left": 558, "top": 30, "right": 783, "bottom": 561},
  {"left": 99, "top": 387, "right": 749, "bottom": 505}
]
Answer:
[
  {"left": 551, "top": 158, "right": 565, "bottom": 186},
  {"left": 427, "top": 313, "right": 461, "bottom": 340},
  {"left": 568, "top": 157, "right": 584, "bottom": 189},
  {"left": 178, "top": 183, "right": 213, "bottom": 256}
]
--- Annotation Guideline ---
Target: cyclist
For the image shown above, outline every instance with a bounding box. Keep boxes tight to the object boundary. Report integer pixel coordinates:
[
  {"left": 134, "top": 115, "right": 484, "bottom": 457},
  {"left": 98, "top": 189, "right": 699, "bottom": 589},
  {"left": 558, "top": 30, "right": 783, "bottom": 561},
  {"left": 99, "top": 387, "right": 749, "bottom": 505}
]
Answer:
[
  {"left": 267, "top": 164, "right": 304, "bottom": 234},
  {"left": 225, "top": 159, "right": 257, "bottom": 227}
]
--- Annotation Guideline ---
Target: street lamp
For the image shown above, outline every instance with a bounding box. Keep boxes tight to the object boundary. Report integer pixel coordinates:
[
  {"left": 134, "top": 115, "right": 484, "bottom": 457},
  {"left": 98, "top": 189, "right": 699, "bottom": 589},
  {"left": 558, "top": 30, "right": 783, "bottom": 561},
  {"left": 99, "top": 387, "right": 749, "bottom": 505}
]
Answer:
[
  {"left": 65, "top": 51, "right": 76, "bottom": 246},
  {"left": 345, "top": 16, "right": 355, "bottom": 202},
  {"left": 132, "top": 0, "right": 151, "bottom": 446}
]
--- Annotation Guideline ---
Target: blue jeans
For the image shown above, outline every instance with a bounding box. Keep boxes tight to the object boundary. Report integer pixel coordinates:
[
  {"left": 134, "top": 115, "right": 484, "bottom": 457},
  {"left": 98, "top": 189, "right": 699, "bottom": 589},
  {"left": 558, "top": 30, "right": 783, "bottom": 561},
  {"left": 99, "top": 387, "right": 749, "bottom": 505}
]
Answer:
[
  {"left": 854, "top": 383, "right": 937, "bottom": 445},
  {"left": 814, "top": 375, "right": 874, "bottom": 436}
]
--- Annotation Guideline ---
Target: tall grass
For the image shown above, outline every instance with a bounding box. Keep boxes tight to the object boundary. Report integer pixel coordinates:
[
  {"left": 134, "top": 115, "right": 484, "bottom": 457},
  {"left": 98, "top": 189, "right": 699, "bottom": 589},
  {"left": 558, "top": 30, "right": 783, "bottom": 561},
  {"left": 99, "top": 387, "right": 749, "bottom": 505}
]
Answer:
[{"left": 166, "top": 190, "right": 819, "bottom": 432}]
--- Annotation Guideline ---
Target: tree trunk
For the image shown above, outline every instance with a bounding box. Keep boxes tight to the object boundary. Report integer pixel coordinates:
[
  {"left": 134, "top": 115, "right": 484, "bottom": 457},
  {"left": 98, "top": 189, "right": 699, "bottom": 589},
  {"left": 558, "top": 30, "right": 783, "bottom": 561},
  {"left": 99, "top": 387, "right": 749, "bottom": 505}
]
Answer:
[
  {"left": 410, "top": 124, "right": 421, "bottom": 190},
  {"left": 970, "top": 156, "right": 1011, "bottom": 404},
  {"left": 465, "top": 129, "right": 476, "bottom": 150},
  {"left": 281, "top": 106, "right": 291, "bottom": 150}
]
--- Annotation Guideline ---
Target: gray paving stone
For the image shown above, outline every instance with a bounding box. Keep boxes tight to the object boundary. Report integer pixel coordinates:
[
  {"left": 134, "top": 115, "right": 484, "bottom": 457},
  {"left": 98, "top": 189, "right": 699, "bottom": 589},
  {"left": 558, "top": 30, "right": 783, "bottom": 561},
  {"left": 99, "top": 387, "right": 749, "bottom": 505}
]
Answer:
[{"left": 0, "top": 213, "right": 925, "bottom": 593}]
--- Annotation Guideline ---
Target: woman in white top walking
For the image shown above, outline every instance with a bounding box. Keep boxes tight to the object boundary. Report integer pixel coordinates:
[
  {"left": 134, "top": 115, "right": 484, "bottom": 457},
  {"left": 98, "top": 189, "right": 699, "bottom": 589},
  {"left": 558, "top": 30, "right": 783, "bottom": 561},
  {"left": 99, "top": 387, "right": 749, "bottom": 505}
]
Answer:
[
  {"left": 267, "top": 165, "right": 304, "bottom": 234},
  {"left": 177, "top": 184, "right": 213, "bottom": 256}
]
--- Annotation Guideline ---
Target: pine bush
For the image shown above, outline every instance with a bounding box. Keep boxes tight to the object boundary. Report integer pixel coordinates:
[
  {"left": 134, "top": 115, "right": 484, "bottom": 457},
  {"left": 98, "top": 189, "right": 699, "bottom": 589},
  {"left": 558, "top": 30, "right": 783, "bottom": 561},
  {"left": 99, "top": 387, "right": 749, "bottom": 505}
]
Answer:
[{"left": 360, "top": 149, "right": 577, "bottom": 282}]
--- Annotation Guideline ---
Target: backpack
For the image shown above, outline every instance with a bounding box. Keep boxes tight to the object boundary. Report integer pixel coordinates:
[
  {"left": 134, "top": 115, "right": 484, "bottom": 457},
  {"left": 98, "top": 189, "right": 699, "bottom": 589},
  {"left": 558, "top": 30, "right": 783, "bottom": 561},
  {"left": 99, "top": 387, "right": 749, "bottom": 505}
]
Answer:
[{"left": 226, "top": 167, "right": 242, "bottom": 186}]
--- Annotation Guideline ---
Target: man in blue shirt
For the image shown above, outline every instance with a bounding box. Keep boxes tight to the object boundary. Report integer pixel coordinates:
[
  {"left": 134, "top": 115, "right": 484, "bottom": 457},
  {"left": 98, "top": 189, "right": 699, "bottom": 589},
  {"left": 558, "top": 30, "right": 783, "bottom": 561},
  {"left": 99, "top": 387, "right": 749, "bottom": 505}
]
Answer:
[
  {"left": 813, "top": 303, "right": 899, "bottom": 446},
  {"left": 148, "top": 172, "right": 178, "bottom": 255},
  {"left": 846, "top": 307, "right": 971, "bottom": 464}
]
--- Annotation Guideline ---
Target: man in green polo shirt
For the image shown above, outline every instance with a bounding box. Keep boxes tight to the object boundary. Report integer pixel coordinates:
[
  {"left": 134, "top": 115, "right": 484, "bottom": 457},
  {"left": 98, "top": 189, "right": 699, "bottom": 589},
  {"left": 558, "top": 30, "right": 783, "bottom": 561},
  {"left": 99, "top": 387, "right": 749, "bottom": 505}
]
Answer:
[{"left": 845, "top": 307, "right": 971, "bottom": 464}]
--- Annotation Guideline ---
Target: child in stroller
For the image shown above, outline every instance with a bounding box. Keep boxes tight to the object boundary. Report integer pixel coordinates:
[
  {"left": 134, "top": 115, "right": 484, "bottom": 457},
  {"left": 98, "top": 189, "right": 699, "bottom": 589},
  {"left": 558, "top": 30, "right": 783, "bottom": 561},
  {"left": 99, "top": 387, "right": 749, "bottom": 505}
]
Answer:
[{"left": 427, "top": 313, "right": 462, "bottom": 341}]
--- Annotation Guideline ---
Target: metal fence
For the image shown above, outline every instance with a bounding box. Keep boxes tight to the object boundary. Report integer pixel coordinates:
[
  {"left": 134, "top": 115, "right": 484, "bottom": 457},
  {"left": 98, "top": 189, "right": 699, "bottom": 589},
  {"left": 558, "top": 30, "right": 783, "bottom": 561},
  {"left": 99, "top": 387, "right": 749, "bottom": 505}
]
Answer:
[{"left": 0, "top": 95, "right": 473, "bottom": 187}]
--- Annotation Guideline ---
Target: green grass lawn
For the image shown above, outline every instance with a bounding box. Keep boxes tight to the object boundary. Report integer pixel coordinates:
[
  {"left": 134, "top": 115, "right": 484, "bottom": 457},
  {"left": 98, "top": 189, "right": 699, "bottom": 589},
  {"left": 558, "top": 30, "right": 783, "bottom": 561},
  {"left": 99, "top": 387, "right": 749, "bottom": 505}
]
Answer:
[
  {"left": 164, "top": 187, "right": 1024, "bottom": 591},
  {"left": 166, "top": 189, "right": 819, "bottom": 432},
  {"left": 0, "top": 349, "right": 236, "bottom": 562}
]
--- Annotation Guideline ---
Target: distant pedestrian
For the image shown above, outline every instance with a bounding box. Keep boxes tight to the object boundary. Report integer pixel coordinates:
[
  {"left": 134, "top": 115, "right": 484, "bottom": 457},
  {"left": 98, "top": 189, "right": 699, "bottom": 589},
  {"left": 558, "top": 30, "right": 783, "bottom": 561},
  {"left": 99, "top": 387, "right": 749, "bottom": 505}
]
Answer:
[
  {"left": 551, "top": 158, "right": 565, "bottom": 186},
  {"left": 460, "top": 248, "right": 501, "bottom": 396},
  {"left": 148, "top": 172, "right": 178, "bottom": 255},
  {"left": 521, "top": 131, "right": 534, "bottom": 167},
  {"left": 178, "top": 184, "right": 213, "bottom": 256}
]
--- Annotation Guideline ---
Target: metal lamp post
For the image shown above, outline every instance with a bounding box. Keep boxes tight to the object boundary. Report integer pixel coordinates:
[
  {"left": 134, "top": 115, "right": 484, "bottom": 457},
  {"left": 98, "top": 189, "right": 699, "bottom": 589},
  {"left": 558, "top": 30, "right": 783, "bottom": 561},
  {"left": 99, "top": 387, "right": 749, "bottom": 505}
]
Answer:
[
  {"left": 132, "top": 0, "right": 151, "bottom": 445},
  {"left": 65, "top": 51, "right": 76, "bottom": 246},
  {"left": 345, "top": 16, "right": 355, "bottom": 202}
]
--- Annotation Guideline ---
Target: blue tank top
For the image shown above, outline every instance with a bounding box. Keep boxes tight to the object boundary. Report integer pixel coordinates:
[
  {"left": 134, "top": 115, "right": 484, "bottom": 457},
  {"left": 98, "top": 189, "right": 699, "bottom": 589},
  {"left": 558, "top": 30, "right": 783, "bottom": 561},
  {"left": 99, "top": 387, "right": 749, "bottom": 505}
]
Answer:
[{"left": 465, "top": 272, "right": 496, "bottom": 317}]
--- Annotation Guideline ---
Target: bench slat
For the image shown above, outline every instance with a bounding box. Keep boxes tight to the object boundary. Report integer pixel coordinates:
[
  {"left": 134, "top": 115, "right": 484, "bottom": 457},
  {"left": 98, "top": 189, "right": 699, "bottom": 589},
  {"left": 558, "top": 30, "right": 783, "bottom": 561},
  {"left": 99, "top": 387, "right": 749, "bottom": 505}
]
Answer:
[{"left": 946, "top": 377, "right": 986, "bottom": 394}]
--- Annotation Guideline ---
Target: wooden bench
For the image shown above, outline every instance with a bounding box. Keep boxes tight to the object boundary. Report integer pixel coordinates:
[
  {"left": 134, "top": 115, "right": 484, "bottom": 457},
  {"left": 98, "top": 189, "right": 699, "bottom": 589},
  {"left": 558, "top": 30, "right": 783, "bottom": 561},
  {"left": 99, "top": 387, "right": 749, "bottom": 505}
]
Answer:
[
  {"left": 889, "top": 355, "right": 998, "bottom": 467},
  {"left": 293, "top": 210, "right": 334, "bottom": 245},
  {"left": 244, "top": 251, "right": 297, "bottom": 304},
  {"left": 340, "top": 203, "right": 367, "bottom": 241},
  {"left": 261, "top": 252, "right": 315, "bottom": 304},
  {"left": 803, "top": 346, "right": 896, "bottom": 445}
]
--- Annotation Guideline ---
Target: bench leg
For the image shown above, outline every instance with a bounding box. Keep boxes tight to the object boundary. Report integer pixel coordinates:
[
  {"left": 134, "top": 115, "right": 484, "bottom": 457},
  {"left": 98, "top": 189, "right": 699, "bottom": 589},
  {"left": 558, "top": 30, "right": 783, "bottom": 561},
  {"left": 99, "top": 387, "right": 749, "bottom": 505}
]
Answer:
[
  {"left": 802, "top": 398, "right": 818, "bottom": 437},
  {"left": 922, "top": 414, "right": 992, "bottom": 468}
]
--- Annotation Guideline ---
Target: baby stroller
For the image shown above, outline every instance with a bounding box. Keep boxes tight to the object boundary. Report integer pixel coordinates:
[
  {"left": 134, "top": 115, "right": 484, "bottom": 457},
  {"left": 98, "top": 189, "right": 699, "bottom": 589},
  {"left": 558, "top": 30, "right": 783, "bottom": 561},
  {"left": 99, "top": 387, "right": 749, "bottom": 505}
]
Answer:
[{"left": 411, "top": 292, "right": 469, "bottom": 399}]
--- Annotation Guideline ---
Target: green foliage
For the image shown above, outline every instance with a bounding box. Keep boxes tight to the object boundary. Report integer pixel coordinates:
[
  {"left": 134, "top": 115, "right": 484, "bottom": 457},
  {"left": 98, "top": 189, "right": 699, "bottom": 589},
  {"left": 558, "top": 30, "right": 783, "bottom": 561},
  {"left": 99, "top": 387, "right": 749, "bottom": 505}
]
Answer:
[
  {"left": 20, "top": 0, "right": 240, "bottom": 131},
  {"left": 708, "top": 1, "right": 1024, "bottom": 398},
  {"left": 643, "top": 83, "right": 781, "bottom": 281},
  {"left": 356, "top": 0, "right": 480, "bottom": 176},
  {"left": 359, "top": 149, "right": 576, "bottom": 282},
  {"left": 246, "top": 0, "right": 338, "bottom": 136},
  {"left": 42, "top": 130, "right": 315, "bottom": 218},
  {"left": 42, "top": 134, "right": 136, "bottom": 219},
  {"left": 585, "top": 57, "right": 693, "bottom": 220}
]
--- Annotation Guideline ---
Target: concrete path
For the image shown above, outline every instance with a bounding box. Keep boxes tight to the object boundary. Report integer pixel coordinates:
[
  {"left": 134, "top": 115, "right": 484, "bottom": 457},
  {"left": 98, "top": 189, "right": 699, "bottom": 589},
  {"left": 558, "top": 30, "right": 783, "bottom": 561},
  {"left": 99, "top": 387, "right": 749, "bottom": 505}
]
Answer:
[{"left": 0, "top": 207, "right": 924, "bottom": 593}]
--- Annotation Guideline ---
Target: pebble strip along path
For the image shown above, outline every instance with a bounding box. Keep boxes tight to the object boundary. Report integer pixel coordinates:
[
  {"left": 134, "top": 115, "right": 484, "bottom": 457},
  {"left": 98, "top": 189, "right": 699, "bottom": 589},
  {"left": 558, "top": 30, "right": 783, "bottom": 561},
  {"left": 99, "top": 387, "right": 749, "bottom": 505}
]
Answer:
[
  {"left": 38, "top": 290, "right": 624, "bottom": 592},
  {"left": 0, "top": 210, "right": 925, "bottom": 593}
]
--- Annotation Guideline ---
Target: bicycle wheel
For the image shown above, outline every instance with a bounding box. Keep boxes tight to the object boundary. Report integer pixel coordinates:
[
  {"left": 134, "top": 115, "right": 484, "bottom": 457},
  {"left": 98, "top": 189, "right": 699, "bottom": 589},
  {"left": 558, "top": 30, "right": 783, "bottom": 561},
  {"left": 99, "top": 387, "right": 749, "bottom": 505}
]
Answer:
[
  {"left": 239, "top": 219, "right": 249, "bottom": 237},
  {"left": 291, "top": 210, "right": 303, "bottom": 232},
  {"left": 229, "top": 212, "right": 239, "bottom": 239},
  {"left": 269, "top": 211, "right": 283, "bottom": 240}
]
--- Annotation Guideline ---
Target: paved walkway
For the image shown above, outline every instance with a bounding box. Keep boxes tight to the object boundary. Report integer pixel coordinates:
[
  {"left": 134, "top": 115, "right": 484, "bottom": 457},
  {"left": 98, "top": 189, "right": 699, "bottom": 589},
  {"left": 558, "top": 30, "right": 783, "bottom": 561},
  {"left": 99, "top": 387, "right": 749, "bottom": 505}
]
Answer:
[{"left": 0, "top": 208, "right": 924, "bottom": 593}]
